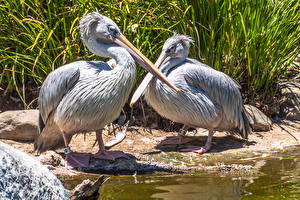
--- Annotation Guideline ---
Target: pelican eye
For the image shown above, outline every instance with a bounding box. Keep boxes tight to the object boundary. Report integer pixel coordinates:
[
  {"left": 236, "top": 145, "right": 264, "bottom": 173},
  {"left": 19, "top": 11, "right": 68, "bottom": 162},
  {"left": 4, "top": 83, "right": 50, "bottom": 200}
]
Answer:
[
  {"left": 108, "top": 25, "right": 118, "bottom": 35},
  {"left": 166, "top": 45, "right": 176, "bottom": 54}
]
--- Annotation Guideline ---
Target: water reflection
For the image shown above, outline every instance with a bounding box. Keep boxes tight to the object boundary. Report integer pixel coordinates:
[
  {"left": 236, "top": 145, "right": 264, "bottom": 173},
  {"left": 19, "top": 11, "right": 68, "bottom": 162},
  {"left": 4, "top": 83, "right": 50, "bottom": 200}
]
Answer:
[
  {"left": 242, "top": 150, "right": 300, "bottom": 200},
  {"left": 100, "top": 148, "right": 300, "bottom": 200},
  {"left": 100, "top": 174, "right": 243, "bottom": 200},
  {"left": 152, "top": 175, "right": 242, "bottom": 200}
]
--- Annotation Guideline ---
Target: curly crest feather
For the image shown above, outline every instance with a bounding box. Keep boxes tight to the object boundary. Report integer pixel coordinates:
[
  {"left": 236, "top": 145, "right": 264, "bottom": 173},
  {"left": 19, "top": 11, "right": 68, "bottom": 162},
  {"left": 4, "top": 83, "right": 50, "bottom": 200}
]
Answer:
[
  {"left": 171, "top": 32, "right": 194, "bottom": 48},
  {"left": 79, "top": 12, "right": 103, "bottom": 42}
]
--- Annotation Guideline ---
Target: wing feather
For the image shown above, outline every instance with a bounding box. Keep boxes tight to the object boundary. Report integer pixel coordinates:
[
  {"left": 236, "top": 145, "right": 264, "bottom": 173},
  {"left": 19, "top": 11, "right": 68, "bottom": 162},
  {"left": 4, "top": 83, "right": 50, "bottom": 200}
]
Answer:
[
  {"left": 183, "top": 61, "right": 246, "bottom": 135},
  {"left": 38, "top": 65, "right": 80, "bottom": 126}
]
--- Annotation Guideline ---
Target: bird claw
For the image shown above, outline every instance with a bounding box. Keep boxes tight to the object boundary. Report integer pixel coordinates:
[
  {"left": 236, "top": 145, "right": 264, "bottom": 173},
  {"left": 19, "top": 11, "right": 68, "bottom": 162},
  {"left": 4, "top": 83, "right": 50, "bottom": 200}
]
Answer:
[
  {"left": 193, "top": 147, "right": 206, "bottom": 154},
  {"left": 180, "top": 145, "right": 209, "bottom": 154}
]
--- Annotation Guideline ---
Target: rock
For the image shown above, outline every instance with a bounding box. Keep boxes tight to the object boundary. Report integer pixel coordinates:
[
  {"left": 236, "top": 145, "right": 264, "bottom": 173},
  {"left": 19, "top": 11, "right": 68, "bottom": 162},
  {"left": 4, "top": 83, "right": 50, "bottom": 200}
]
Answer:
[
  {"left": 0, "top": 141, "right": 69, "bottom": 200},
  {"left": 37, "top": 151, "right": 64, "bottom": 167},
  {"left": 88, "top": 156, "right": 170, "bottom": 173},
  {"left": 280, "top": 82, "right": 300, "bottom": 121},
  {"left": 89, "top": 157, "right": 138, "bottom": 172},
  {"left": 245, "top": 105, "right": 272, "bottom": 131},
  {"left": 0, "top": 110, "right": 39, "bottom": 141},
  {"left": 66, "top": 175, "right": 106, "bottom": 200}
]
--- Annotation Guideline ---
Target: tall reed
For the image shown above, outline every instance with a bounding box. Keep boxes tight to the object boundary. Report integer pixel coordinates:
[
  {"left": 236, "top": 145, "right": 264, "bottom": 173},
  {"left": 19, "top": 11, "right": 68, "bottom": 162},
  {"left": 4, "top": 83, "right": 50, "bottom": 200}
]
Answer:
[
  {"left": 0, "top": 0, "right": 299, "bottom": 107},
  {"left": 178, "top": 0, "right": 299, "bottom": 100},
  {"left": 0, "top": 0, "right": 178, "bottom": 107}
]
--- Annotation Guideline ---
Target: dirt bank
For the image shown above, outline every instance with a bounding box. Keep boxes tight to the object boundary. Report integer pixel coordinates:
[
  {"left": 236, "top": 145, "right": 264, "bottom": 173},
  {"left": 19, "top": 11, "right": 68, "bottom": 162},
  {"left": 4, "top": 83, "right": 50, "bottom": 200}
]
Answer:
[{"left": 1, "top": 119, "right": 299, "bottom": 176}]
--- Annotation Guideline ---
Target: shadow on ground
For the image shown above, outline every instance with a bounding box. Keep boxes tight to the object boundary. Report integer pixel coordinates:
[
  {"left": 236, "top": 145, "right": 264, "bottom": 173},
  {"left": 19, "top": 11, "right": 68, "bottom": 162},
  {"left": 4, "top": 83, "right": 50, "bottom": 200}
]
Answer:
[{"left": 155, "top": 135, "right": 256, "bottom": 153}]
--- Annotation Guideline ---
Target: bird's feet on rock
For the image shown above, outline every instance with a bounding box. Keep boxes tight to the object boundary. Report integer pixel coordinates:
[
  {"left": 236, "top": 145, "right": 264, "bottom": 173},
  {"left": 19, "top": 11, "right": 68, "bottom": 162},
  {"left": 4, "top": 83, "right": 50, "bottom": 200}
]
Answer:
[
  {"left": 93, "top": 150, "right": 128, "bottom": 161},
  {"left": 65, "top": 152, "right": 91, "bottom": 170},
  {"left": 180, "top": 145, "right": 210, "bottom": 154}
]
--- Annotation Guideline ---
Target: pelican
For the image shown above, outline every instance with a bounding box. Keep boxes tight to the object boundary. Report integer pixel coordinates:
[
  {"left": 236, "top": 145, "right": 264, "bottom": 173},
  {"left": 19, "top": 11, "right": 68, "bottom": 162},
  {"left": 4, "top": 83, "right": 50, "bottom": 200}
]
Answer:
[
  {"left": 34, "top": 12, "right": 179, "bottom": 169},
  {"left": 130, "top": 33, "right": 252, "bottom": 153}
]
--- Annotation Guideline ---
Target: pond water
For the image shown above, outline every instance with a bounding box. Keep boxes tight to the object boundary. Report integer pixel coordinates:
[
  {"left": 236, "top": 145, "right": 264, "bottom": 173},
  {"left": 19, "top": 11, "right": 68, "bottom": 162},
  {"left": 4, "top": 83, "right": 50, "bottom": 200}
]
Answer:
[{"left": 99, "top": 148, "right": 300, "bottom": 200}]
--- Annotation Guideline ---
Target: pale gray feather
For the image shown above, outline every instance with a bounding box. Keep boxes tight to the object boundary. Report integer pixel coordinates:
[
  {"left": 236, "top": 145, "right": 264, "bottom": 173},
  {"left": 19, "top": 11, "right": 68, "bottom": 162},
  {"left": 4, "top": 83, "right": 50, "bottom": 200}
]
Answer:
[
  {"left": 35, "top": 12, "right": 136, "bottom": 152},
  {"left": 38, "top": 64, "right": 80, "bottom": 132},
  {"left": 35, "top": 12, "right": 175, "bottom": 153},
  {"left": 143, "top": 34, "right": 251, "bottom": 139}
]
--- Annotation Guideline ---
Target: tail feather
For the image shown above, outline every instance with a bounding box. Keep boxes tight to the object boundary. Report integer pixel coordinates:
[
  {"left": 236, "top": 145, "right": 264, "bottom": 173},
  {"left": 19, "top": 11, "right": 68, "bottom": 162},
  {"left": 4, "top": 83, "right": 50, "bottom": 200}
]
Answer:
[
  {"left": 34, "top": 113, "right": 65, "bottom": 153},
  {"left": 241, "top": 105, "right": 252, "bottom": 140},
  {"left": 38, "top": 113, "right": 45, "bottom": 135}
]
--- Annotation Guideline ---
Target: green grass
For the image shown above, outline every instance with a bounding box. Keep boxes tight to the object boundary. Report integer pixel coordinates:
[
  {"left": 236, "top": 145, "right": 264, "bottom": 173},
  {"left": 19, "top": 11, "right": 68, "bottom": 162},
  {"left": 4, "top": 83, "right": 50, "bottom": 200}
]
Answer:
[
  {"left": 179, "top": 0, "right": 300, "bottom": 100},
  {"left": 0, "top": 0, "right": 299, "bottom": 108},
  {"left": 0, "top": 0, "right": 180, "bottom": 107}
]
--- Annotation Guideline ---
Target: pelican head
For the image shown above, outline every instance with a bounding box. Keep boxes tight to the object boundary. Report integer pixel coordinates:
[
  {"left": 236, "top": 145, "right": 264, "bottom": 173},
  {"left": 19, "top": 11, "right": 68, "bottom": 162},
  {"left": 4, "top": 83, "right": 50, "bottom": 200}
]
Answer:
[
  {"left": 156, "top": 33, "right": 194, "bottom": 71},
  {"left": 129, "top": 33, "right": 193, "bottom": 106},
  {"left": 79, "top": 12, "right": 121, "bottom": 45},
  {"left": 79, "top": 12, "right": 180, "bottom": 93}
]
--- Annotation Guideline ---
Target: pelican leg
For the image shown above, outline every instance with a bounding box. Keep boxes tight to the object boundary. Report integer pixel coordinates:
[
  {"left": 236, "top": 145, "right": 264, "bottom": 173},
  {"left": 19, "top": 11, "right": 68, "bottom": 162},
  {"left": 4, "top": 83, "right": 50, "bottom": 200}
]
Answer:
[
  {"left": 156, "top": 125, "right": 193, "bottom": 146},
  {"left": 180, "top": 130, "right": 215, "bottom": 154},
  {"left": 93, "top": 130, "right": 128, "bottom": 160},
  {"left": 194, "top": 130, "right": 214, "bottom": 154},
  {"left": 178, "top": 124, "right": 189, "bottom": 136},
  {"left": 62, "top": 132, "right": 91, "bottom": 170},
  {"left": 178, "top": 124, "right": 190, "bottom": 144}
]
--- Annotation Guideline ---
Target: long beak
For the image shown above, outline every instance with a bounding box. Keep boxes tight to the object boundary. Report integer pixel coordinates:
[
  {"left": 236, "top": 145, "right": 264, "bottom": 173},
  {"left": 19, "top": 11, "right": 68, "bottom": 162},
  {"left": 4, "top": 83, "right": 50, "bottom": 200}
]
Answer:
[
  {"left": 130, "top": 72, "right": 153, "bottom": 107},
  {"left": 154, "top": 52, "right": 169, "bottom": 70},
  {"left": 129, "top": 52, "right": 169, "bottom": 107},
  {"left": 114, "top": 34, "right": 180, "bottom": 94}
]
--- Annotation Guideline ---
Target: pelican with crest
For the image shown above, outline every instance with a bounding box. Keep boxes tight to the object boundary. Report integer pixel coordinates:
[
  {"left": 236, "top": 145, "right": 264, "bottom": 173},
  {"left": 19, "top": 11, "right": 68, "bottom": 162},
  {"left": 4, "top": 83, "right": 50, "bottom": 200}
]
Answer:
[
  {"left": 34, "top": 12, "right": 179, "bottom": 169},
  {"left": 130, "top": 33, "right": 252, "bottom": 153}
]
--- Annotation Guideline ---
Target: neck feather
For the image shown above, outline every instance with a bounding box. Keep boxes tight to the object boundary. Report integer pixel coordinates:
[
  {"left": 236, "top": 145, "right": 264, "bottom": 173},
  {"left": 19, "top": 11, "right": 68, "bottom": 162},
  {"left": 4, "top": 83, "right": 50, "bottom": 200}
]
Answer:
[
  {"left": 84, "top": 36, "right": 137, "bottom": 94},
  {"left": 160, "top": 57, "right": 186, "bottom": 73},
  {"left": 85, "top": 37, "right": 135, "bottom": 70}
]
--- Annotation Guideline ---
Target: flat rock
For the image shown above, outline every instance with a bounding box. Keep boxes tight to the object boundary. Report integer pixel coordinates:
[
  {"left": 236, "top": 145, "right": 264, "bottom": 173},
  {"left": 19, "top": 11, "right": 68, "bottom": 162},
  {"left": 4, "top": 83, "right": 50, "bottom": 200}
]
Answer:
[
  {"left": 245, "top": 105, "right": 272, "bottom": 131},
  {"left": 37, "top": 151, "right": 64, "bottom": 167},
  {"left": 0, "top": 110, "right": 38, "bottom": 141},
  {"left": 0, "top": 141, "right": 69, "bottom": 200},
  {"left": 36, "top": 150, "right": 171, "bottom": 173},
  {"left": 88, "top": 156, "right": 170, "bottom": 173},
  {"left": 280, "top": 82, "right": 300, "bottom": 121}
]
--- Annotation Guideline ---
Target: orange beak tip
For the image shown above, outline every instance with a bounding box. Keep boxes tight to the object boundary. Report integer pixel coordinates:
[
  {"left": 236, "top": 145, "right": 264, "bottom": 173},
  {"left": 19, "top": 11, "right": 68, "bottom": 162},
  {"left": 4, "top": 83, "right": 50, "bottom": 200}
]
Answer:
[{"left": 177, "top": 89, "right": 181, "bottom": 95}]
